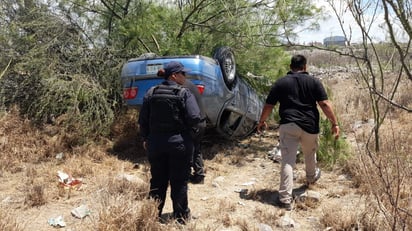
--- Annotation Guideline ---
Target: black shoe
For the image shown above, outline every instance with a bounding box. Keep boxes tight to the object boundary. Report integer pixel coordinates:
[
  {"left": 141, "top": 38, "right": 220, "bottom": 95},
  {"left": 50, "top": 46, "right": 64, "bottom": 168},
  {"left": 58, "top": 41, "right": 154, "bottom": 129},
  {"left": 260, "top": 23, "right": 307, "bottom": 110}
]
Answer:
[
  {"left": 278, "top": 201, "right": 292, "bottom": 211},
  {"left": 306, "top": 167, "right": 321, "bottom": 185},
  {"left": 174, "top": 212, "right": 191, "bottom": 225},
  {"left": 275, "top": 198, "right": 293, "bottom": 211},
  {"left": 176, "top": 217, "right": 187, "bottom": 225},
  {"left": 189, "top": 175, "right": 204, "bottom": 184}
]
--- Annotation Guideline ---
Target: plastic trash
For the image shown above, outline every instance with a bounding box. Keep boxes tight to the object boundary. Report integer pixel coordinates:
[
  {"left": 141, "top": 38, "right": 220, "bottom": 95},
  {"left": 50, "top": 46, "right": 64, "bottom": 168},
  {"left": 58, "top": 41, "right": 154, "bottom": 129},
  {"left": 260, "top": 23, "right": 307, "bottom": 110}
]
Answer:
[
  {"left": 57, "top": 170, "right": 82, "bottom": 189},
  {"left": 268, "top": 146, "right": 282, "bottom": 162},
  {"left": 268, "top": 145, "right": 300, "bottom": 162},
  {"left": 48, "top": 215, "right": 66, "bottom": 227},
  {"left": 71, "top": 204, "right": 91, "bottom": 219},
  {"left": 55, "top": 152, "right": 64, "bottom": 160}
]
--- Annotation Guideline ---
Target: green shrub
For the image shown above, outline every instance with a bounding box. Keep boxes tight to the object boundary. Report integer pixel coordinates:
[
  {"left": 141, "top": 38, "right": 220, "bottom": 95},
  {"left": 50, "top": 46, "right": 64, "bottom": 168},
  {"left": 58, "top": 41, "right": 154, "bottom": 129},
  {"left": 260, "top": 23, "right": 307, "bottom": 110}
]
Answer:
[{"left": 317, "top": 117, "right": 351, "bottom": 167}]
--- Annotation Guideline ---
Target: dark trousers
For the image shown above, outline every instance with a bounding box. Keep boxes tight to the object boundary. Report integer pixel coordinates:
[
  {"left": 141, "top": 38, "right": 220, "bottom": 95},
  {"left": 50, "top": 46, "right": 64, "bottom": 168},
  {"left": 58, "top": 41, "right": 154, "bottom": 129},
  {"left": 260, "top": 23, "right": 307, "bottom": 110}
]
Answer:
[
  {"left": 191, "top": 126, "right": 205, "bottom": 177},
  {"left": 148, "top": 139, "right": 192, "bottom": 219}
]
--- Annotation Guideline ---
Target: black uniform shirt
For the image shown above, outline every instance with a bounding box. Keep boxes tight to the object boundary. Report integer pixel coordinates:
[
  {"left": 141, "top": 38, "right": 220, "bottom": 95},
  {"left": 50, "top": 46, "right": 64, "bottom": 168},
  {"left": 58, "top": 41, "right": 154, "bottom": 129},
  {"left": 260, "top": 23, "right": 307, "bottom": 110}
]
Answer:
[
  {"left": 138, "top": 80, "right": 201, "bottom": 143},
  {"left": 182, "top": 80, "right": 206, "bottom": 120},
  {"left": 265, "top": 71, "right": 328, "bottom": 134}
]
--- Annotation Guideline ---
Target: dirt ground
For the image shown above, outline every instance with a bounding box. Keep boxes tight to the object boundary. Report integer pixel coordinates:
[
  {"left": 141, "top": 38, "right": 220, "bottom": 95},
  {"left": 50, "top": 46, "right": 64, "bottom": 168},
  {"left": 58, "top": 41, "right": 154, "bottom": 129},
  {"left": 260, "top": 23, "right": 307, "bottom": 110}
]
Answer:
[
  {"left": 0, "top": 73, "right": 369, "bottom": 231},
  {"left": 168, "top": 130, "right": 361, "bottom": 230},
  {"left": 0, "top": 130, "right": 362, "bottom": 231}
]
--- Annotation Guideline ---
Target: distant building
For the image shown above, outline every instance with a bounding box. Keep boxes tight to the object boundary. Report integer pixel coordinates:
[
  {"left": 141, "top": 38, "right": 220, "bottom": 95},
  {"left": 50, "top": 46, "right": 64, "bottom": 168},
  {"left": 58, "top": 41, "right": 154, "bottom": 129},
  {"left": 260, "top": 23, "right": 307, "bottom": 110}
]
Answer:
[{"left": 323, "top": 36, "right": 346, "bottom": 47}]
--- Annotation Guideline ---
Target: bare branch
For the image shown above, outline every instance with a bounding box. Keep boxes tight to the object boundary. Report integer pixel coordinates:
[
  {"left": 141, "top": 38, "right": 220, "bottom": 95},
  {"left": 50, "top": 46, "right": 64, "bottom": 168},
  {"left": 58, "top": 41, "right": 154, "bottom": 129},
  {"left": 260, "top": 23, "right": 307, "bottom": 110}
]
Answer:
[
  {"left": 0, "top": 59, "right": 12, "bottom": 79},
  {"left": 369, "top": 87, "right": 412, "bottom": 112},
  {"left": 382, "top": 0, "right": 412, "bottom": 81}
]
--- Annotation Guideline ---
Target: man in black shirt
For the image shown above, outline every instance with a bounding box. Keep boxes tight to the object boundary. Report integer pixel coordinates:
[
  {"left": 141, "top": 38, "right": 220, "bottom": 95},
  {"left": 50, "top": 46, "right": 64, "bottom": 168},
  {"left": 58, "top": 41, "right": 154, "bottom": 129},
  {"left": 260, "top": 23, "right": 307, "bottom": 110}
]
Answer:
[{"left": 257, "top": 55, "right": 340, "bottom": 211}]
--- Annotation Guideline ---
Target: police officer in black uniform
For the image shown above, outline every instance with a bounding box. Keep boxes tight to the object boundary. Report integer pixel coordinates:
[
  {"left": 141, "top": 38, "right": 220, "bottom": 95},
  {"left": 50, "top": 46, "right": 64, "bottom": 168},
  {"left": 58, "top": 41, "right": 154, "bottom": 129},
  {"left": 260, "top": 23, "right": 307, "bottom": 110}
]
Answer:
[
  {"left": 182, "top": 79, "right": 207, "bottom": 184},
  {"left": 138, "top": 61, "right": 201, "bottom": 224}
]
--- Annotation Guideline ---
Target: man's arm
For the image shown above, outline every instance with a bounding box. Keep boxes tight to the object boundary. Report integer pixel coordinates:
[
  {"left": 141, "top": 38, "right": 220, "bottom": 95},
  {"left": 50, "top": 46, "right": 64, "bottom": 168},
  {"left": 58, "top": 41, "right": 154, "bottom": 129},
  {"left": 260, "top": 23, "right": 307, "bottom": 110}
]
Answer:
[
  {"left": 257, "top": 104, "right": 275, "bottom": 133},
  {"left": 318, "top": 100, "right": 340, "bottom": 139}
]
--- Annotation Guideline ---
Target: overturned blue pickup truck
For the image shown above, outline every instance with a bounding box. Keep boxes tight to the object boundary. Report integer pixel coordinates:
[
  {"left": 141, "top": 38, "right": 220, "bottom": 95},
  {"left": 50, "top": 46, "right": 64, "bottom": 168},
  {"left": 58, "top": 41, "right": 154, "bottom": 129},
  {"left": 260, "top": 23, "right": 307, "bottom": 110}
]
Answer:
[{"left": 120, "top": 46, "right": 264, "bottom": 139}]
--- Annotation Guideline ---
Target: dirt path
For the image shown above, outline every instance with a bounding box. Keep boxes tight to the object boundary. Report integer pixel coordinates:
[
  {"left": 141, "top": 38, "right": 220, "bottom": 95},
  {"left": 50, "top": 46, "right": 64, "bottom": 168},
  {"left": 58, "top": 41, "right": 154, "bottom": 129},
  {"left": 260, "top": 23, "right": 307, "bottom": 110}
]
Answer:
[
  {"left": 160, "top": 131, "right": 362, "bottom": 230},
  {"left": 0, "top": 118, "right": 362, "bottom": 231}
]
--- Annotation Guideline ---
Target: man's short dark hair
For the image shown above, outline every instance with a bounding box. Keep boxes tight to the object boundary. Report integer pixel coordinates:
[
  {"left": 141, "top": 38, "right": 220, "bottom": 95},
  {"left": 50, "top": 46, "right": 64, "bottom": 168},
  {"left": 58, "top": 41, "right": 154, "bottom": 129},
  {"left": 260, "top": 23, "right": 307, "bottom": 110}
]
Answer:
[{"left": 290, "top": 55, "right": 307, "bottom": 71}]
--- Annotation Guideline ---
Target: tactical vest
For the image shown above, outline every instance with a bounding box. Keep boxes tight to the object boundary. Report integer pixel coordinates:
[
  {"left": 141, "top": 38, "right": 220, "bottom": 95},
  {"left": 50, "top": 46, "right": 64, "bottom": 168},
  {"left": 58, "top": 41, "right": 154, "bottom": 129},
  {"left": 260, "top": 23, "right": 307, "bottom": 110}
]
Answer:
[{"left": 147, "top": 84, "right": 186, "bottom": 134}]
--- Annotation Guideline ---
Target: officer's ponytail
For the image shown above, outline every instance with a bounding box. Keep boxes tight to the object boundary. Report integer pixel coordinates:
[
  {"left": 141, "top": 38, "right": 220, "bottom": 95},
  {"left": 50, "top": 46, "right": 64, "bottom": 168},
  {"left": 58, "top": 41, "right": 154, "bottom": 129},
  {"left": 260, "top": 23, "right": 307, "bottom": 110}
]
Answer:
[{"left": 157, "top": 69, "right": 169, "bottom": 80}]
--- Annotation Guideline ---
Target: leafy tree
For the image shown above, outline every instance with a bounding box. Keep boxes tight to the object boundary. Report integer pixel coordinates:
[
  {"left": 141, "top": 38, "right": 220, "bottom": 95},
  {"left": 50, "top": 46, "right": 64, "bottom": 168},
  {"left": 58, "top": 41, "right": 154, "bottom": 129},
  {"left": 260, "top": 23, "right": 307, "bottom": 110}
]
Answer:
[
  {"left": 56, "top": 0, "right": 322, "bottom": 77},
  {"left": 0, "top": 0, "right": 123, "bottom": 144},
  {"left": 0, "top": 0, "right": 324, "bottom": 143}
]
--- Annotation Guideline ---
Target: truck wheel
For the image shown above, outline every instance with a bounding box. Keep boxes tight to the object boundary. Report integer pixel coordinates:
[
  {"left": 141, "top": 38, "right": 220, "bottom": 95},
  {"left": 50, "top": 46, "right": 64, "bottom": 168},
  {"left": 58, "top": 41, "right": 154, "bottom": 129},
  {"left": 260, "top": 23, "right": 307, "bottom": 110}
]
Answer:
[{"left": 213, "top": 46, "right": 237, "bottom": 90}]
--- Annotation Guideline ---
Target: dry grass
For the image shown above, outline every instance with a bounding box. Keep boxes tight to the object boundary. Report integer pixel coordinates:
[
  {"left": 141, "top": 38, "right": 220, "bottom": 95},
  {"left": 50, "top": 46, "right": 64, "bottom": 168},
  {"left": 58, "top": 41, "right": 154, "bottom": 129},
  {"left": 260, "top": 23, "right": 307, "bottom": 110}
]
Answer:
[
  {"left": 22, "top": 165, "right": 46, "bottom": 207},
  {"left": 0, "top": 211, "right": 24, "bottom": 231},
  {"left": 24, "top": 184, "right": 46, "bottom": 207},
  {"left": 0, "top": 65, "right": 411, "bottom": 230},
  {"left": 325, "top": 68, "right": 412, "bottom": 230},
  {"left": 321, "top": 205, "right": 363, "bottom": 230},
  {"left": 296, "top": 197, "right": 320, "bottom": 211},
  {"left": 253, "top": 207, "right": 281, "bottom": 226},
  {"left": 346, "top": 144, "right": 412, "bottom": 229},
  {"left": 96, "top": 195, "right": 162, "bottom": 231}
]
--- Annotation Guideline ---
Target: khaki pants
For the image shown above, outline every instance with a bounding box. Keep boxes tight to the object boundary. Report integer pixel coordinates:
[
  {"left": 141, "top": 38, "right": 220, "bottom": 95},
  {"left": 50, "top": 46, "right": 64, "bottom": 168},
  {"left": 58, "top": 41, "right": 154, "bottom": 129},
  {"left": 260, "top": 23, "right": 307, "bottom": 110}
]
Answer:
[{"left": 278, "top": 123, "right": 319, "bottom": 204}]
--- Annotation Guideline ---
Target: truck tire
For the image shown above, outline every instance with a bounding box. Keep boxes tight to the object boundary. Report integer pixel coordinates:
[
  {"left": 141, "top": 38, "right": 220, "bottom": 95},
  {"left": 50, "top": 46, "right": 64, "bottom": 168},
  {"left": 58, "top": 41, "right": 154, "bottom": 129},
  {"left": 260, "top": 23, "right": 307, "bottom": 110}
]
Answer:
[{"left": 213, "top": 46, "right": 237, "bottom": 90}]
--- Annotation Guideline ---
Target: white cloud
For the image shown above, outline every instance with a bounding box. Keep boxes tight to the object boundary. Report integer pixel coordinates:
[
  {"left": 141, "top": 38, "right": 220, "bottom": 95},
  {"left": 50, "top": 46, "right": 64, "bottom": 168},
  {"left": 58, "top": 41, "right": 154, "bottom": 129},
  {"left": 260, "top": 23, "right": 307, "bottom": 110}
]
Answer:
[{"left": 297, "top": 0, "right": 388, "bottom": 44}]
